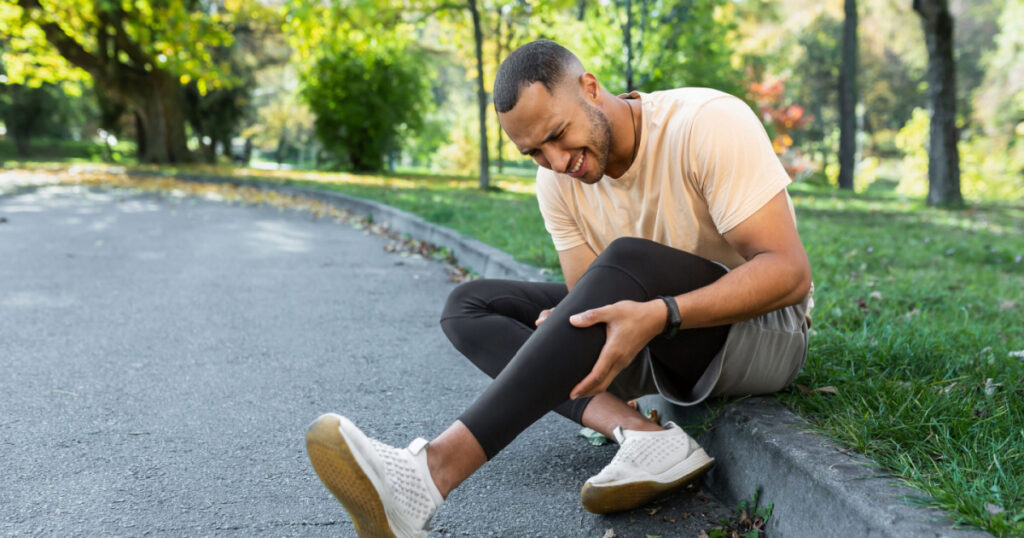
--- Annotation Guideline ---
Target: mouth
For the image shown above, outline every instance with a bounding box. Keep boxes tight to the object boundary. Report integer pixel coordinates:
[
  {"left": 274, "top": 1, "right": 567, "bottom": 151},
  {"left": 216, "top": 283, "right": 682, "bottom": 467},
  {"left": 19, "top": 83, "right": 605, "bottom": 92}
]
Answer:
[{"left": 567, "top": 151, "right": 586, "bottom": 178}]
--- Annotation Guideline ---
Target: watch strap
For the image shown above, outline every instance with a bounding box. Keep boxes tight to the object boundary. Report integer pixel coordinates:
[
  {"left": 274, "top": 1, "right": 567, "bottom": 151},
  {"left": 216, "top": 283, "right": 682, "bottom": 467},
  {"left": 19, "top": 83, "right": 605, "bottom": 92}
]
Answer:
[{"left": 659, "top": 296, "right": 681, "bottom": 339}]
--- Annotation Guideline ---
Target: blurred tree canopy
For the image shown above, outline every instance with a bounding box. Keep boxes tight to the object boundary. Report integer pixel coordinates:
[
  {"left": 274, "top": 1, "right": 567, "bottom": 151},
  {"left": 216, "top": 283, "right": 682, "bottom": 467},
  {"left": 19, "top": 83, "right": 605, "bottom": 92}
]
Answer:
[
  {"left": 0, "top": 0, "right": 1020, "bottom": 202},
  {"left": 0, "top": 0, "right": 277, "bottom": 163}
]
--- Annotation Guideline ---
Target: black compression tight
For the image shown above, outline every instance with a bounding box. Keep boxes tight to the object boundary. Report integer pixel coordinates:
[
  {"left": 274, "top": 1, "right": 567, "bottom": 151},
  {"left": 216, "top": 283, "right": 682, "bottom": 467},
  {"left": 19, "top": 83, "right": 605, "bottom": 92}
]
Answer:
[{"left": 439, "top": 237, "right": 731, "bottom": 459}]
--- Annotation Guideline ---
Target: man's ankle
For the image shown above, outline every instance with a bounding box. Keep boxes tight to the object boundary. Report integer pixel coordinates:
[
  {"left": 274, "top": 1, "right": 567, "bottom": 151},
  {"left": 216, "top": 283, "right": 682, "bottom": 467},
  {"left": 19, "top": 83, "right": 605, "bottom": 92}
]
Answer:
[{"left": 618, "top": 416, "right": 663, "bottom": 433}]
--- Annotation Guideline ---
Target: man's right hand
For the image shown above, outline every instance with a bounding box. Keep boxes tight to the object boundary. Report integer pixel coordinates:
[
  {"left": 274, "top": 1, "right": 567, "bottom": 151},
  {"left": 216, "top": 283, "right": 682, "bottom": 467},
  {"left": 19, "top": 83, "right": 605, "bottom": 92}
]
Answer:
[{"left": 535, "top": 308, "right": 553, "bottom": 326}]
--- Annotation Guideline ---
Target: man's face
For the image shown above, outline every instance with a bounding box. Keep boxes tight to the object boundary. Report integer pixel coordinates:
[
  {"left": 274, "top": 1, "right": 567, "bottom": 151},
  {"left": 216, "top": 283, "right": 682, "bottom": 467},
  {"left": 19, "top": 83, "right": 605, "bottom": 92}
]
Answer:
[{"left": 498, "top": 82, "right": 611, "bottom": 184}]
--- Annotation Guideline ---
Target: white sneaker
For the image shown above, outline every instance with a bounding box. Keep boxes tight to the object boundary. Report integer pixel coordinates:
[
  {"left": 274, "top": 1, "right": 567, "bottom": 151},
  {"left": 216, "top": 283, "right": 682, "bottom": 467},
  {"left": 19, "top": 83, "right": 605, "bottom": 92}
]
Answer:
[
  {"left": 581, "top": 421, "right": 715, "bottom": 514},
  {"left": 305, "top": 413, "right": 443, "bottom": 538}
]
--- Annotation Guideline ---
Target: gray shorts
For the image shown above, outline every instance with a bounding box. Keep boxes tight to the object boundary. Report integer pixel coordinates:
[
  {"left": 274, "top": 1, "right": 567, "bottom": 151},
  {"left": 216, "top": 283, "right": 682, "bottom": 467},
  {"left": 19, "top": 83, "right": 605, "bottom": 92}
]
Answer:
[{"left": 608, "top": 291, "right": 812, "bottom": 406}]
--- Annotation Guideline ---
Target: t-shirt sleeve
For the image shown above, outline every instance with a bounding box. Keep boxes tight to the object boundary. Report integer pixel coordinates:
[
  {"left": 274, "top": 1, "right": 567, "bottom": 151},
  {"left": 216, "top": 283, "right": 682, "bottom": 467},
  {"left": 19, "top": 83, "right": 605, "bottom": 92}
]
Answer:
[
  {"left": 689, "top": 96, "right": 792, "bottom": 234},
  {"left": 535, "top": 168, "right": 587, "bottom": 251}
]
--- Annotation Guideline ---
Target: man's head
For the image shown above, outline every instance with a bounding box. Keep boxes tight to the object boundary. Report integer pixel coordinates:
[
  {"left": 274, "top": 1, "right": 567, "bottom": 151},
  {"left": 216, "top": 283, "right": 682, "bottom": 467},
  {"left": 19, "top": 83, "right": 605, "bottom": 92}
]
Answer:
[{"left": 494, "top": 40, "right": 617, "bottom": 183}]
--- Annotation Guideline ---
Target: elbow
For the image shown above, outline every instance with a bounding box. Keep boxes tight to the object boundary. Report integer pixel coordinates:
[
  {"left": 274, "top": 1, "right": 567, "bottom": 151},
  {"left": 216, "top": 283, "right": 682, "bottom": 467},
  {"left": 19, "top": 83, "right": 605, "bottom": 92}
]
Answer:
[{"left": 787, "top": 261, "right": 813, "bottom": 306}]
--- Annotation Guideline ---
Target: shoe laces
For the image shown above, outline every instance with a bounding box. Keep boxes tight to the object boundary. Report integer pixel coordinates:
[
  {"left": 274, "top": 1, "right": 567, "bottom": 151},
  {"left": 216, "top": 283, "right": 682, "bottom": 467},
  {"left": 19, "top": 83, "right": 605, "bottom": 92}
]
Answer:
[{"left": 368, "top": 438, "right": 438, "bottom": 526}]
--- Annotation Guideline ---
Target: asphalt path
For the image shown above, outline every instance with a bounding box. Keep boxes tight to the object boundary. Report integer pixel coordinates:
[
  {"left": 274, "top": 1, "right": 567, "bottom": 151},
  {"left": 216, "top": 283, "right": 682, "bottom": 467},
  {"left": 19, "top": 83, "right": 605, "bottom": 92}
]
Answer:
[{"left": 0, "top": 185, "right": 732, "bottom": 536}]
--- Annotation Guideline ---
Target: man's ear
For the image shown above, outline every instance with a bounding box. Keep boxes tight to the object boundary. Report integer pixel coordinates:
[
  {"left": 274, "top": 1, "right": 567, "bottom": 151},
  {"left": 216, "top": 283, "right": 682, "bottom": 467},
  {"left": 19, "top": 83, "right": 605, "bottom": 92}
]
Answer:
[{"left": 578, "top": 73, "right": 602, "bottom": 103}]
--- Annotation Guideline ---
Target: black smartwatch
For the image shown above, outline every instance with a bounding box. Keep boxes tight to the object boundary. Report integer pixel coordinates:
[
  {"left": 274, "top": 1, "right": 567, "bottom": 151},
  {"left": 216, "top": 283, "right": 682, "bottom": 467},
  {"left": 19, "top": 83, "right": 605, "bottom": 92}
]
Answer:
[{"left": 659, "top": 296, "right": 681, "bottom": 339}]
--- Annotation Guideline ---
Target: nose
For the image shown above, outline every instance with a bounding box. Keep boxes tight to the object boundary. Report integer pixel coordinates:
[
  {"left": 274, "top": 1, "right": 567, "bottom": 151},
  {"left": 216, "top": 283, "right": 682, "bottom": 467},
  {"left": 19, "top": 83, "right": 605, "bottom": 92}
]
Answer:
[{"left": 541, "top": 146, "right": 571, "bottom": 173}]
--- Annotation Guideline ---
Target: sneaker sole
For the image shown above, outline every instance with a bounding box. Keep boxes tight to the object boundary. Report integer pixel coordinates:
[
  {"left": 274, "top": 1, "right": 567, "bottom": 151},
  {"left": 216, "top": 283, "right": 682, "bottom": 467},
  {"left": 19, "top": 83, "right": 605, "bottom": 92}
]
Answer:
[
  {"left": 305, "top": 414, "right": 398, "bottom": 538},
  {"left": 580, "top": 453, "right": 716, "bottom": 514}
]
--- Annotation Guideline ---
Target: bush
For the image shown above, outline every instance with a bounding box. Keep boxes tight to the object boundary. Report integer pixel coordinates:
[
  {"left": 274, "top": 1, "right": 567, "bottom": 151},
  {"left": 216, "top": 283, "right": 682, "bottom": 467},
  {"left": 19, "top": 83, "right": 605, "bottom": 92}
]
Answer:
[{"left": 301, "top": 43, "right": 430, "bottom": 172}]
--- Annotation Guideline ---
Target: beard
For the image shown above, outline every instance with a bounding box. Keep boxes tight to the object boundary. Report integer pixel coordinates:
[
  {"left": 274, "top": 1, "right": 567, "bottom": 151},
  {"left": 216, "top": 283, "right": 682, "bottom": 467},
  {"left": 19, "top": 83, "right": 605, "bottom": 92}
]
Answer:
[{"left": 580, "top": 98, "right": 612, "bottom": 181}]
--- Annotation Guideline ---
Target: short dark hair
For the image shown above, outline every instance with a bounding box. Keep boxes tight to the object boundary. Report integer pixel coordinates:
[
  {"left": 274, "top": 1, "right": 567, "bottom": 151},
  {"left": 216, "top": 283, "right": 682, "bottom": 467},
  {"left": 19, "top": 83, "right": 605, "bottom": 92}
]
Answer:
[{"left": 493, "top": 40, "right": 582, "bottom": 113}]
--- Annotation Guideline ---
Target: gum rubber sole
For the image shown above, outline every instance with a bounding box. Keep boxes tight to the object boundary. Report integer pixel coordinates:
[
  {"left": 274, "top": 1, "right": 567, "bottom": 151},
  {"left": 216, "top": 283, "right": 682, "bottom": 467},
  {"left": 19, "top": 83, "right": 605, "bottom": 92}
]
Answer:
[
  {"left": 306, "top": 414, "right": 397, "bottom": 538},
  {"left": 580, "top": 457, "right": 716, "bottom": 514}
]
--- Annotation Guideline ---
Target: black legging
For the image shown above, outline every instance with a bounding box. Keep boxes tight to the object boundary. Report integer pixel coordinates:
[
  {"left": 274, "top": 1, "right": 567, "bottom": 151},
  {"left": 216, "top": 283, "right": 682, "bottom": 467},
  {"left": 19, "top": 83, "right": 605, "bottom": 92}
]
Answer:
[{"left": 440, "top": 237, "right": 731, "bottom": 459}]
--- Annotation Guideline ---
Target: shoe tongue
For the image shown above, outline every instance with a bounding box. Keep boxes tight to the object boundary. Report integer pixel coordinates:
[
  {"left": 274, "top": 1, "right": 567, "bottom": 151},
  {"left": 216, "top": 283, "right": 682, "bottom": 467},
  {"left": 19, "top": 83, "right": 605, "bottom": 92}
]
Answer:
[{"left": 407, "top": 437, "right": 429, "bottom": 455}]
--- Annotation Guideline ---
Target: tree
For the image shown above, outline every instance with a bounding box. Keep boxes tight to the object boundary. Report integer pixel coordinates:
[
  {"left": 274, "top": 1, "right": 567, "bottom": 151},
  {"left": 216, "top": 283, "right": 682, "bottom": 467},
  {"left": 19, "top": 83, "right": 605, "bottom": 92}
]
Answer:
[
  {"left": 913, "top": 0, "right": 963, "bottom": 206},
  {"left": 838, "top": 0, "right": 857, "bottom": 190},
  {"left": 467, "top": 0, "right": 491, "bottom": 189},
  {"left": 301, "top": 43, "right": 430, "bottom": 172},
  {"left": 575, "top": 0, "right": 745, "bottom": 98},
  {"left": 0, "top": 0, "right": 256, "bottom": 163}
]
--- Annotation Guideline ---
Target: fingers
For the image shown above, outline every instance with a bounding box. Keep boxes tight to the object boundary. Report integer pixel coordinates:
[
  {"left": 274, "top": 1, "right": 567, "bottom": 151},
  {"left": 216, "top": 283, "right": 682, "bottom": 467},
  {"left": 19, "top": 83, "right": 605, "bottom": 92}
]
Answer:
[
  {"left": 571, "top": 349, "right": 617, "bottom": 399},
  {"left": 569, "top": 305, "right": 607, "bottom": 328},
  {"left": 535, "top": 308, "right": 552, "bottom": 327}
]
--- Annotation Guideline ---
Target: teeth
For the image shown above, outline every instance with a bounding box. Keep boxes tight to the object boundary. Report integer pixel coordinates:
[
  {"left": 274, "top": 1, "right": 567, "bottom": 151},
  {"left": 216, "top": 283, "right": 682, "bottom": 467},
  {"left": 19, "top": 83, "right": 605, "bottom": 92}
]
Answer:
[{"left": 569, "top": 152, "right": 584, "bottom": 174}]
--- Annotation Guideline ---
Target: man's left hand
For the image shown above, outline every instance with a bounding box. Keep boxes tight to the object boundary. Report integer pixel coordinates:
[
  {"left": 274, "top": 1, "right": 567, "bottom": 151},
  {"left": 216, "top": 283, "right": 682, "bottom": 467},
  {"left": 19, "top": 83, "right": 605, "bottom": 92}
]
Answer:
[{"left": 568, "top": 299, "right": 666, "bottom": 399}]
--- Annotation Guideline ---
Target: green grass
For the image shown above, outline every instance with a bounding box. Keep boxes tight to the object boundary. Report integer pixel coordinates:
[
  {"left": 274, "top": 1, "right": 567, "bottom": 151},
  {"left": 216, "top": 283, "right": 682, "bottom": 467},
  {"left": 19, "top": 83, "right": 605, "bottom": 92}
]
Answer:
[
  {"left": 13, "top": 162, "right": 1023, "bottom": 535},
  {"left": 781, "top": 182, "right": 1024, "bottom": 536},
  {"left": 0, "top": 138, "right": 136, "bottom": 164}
]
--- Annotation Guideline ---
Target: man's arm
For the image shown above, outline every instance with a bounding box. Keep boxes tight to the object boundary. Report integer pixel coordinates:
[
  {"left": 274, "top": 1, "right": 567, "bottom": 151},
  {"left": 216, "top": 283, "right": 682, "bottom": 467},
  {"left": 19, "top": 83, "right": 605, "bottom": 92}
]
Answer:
[
  {"left": 559, "top": 243, "right": 598, "bottom": 291},
  {"left": 535, "top": 243, "right": 597, "bottom": 326},
  {"left": 673, "top": 189, "right": 811, "bottom": 327},
  {"left": 567, "top": 190, "right": 811, "bottom": 398}
]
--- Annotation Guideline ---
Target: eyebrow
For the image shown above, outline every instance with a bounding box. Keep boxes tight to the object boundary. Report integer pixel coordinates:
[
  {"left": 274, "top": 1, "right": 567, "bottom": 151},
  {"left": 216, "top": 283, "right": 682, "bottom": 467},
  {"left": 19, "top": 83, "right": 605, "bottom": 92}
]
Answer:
[{"left": 520, "top": 122, "right": 566, "bottom": 155}]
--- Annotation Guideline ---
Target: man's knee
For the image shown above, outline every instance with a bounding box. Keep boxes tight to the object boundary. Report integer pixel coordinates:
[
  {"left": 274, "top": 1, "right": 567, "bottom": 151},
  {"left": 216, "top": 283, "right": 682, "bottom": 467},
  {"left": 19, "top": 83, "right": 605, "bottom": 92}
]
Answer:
[
  {"left": 594, "top": 237, "right": 658, "bottom": 272},
  {"left": 440, "top": 279, "right": 490, "bottom": 322}
]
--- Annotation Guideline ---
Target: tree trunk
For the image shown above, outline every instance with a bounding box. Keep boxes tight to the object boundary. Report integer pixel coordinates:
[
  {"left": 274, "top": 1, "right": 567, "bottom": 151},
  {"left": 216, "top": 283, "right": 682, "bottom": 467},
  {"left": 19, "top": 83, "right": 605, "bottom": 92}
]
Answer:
[
  {"left": 913, "top": 0, "right": 962, "bottom": 206},
  {"left": 468, "top": 0, "right": 491, "bottom": 190},
  {"left": 494, "top": 8, "right": 504, "bottom": 174},
  {"left": 624, "top": 0, "right": 634, "bottom": 92},
  {"left": 837, "top": 0, "right": 857, "bottom": 191},
  {"left": 119, "top": 71, "right": 192, "bottom": 164}
]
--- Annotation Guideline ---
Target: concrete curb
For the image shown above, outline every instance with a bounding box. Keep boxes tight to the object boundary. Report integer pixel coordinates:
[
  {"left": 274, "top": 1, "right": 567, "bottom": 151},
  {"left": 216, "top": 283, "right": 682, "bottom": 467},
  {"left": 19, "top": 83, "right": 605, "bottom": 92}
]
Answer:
[
  {"left": 641, "top": 396, "right": 994, "bottom": 537},
  {"left": 0, "top": 169, "right": 994, "bottom": 537}
]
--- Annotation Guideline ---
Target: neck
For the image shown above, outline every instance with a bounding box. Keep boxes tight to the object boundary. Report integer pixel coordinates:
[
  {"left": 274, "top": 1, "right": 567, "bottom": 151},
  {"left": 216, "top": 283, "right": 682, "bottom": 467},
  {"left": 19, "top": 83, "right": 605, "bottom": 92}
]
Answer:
[{"left": 603, "top": 93, "right": 640, "bottom": 179}]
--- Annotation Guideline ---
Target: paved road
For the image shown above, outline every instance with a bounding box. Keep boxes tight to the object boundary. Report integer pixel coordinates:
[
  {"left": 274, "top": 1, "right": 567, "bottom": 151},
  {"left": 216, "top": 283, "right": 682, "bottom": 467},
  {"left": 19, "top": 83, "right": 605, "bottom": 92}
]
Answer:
[{"left": 0, "top": 185, "right": 732, "bottom": 537}]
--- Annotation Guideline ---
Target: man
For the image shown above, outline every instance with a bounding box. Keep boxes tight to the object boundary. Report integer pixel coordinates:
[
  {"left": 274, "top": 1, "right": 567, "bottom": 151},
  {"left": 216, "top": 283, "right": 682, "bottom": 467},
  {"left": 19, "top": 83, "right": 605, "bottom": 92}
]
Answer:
[{"left": 305, "top": 39, "right": 812, "bottom": 537}]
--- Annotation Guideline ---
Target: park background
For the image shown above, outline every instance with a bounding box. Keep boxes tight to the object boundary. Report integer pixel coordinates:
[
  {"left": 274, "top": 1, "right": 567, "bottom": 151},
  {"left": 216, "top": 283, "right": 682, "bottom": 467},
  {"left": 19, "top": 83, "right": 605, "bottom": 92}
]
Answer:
[{"left": 1, "top": 0, "right": 1022, "bottom": 535}]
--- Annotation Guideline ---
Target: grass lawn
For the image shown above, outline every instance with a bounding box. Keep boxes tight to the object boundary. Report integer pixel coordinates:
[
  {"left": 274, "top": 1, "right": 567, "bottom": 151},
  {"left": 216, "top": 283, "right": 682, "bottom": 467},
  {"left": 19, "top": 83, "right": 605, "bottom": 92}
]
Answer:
[{"left": 10, "top": 163, "right": 1023, "bottom": 535}]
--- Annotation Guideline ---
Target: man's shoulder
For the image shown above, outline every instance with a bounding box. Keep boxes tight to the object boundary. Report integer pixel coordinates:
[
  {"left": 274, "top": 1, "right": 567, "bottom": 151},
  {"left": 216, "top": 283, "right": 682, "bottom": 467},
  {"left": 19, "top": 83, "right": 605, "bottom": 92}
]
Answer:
[{"left": 644, "top": 87, "right": 738, "bottom": 112}]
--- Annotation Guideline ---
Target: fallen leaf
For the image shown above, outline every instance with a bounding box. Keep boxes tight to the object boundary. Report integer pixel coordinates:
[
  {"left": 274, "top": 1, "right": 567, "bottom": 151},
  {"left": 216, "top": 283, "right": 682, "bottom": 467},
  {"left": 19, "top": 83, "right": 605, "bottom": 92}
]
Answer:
[
  {"left": 986, "top": 503, "right": 1005, "bottom": 515},
  {"left": 813, "top": 385, "right": 838, "bottom": 395},
  {"left": 855, "top": 298, "right": 868, "bottom": 312},
  {"left": 577, "top": 427, "right": 610, "bottom": 446},
  {"left": 645, "top": 506, "right": 662, "bottom": 516},
  {"left": 602, "top": 529, "right": 617, "bottom": 538},
  {"left": 868, "top": 291, "right": 883, "bottom": 300},
  {"left": 698, "top": 531, "right": 709, "bottom": 538},
  {"left": 1000, "top": 301, "right": 1017, "bottom": 310}
]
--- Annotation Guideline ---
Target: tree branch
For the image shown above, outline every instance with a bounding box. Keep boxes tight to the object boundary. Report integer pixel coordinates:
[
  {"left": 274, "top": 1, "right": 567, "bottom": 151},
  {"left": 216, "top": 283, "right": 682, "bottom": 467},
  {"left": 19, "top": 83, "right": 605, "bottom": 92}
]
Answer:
[{"left": 16, "top": 0, "right": 103, "bottom": 76}]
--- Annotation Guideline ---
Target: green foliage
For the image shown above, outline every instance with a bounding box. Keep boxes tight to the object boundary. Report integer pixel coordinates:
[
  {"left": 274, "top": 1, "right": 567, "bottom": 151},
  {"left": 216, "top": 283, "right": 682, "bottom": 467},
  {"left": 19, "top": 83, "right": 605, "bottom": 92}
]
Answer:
[
  {"left": 0, "top": 0, "right": 238, "bottom": 92},
  {"left": 300, "top": 43, "right": 431, "bottom": 172},
  {"left": 974, "top": 0, "right": 1024, "bottom": 139},
  {"left": 896, "top": 107, "right": 1024, "bottom": 201},
  {"left": 565, "top": 0, "right": 744, "bottom": 96}
]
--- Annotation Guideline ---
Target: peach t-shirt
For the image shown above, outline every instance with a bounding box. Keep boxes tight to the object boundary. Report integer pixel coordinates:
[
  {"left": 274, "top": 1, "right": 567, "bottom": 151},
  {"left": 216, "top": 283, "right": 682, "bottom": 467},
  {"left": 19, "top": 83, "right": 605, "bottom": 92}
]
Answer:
[{"left": 535, "top": 88, "right": 793, "bottom": 269}]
